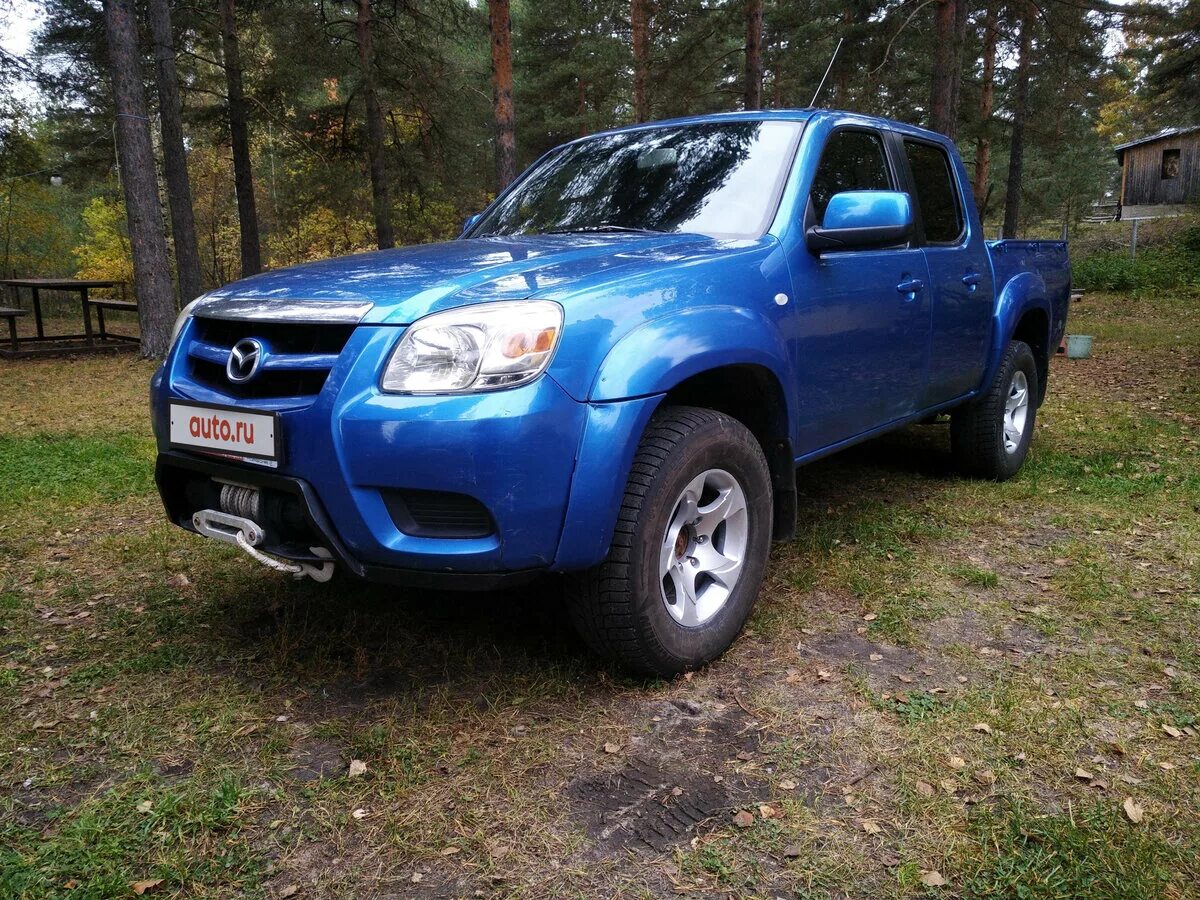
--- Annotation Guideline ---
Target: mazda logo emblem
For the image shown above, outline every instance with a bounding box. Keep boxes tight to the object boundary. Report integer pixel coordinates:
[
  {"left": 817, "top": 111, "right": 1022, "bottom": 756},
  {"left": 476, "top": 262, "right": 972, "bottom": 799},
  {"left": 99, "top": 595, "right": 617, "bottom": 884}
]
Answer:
[{"left": 226, "top": 338, "right": 264, "bottom": 383}]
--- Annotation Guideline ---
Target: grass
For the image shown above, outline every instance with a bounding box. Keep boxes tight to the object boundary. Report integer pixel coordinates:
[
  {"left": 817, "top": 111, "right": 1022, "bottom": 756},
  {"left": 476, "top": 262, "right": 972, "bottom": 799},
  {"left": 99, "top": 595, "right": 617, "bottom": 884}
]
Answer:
[{"left": 0, "top": 288, "right": 1198, "bottom": 896}]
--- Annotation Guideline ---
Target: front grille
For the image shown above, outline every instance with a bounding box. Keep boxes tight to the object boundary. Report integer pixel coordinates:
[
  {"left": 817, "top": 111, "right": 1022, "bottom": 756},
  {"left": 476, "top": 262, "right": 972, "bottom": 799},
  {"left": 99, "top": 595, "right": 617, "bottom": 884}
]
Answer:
[
  {"left": 382, "top": 489, "right": 495, "bottom": 538},
  {"left": 186, "top": 318, "right": 356, "bottom": 399}
]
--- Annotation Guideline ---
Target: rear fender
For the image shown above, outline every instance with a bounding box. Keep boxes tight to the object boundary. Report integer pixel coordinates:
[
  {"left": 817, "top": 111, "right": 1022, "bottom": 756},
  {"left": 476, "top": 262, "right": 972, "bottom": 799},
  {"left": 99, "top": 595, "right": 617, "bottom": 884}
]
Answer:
[{"left": 979, "top": 272, "right": 1051, "bottom": 397}]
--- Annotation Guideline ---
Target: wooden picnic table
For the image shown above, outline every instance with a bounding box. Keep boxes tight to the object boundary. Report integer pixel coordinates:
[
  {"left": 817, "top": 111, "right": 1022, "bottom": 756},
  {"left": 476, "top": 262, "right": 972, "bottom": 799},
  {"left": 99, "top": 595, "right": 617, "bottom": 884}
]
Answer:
[{"left": 0, "top": 278, "right": 137, "bottom": 357}]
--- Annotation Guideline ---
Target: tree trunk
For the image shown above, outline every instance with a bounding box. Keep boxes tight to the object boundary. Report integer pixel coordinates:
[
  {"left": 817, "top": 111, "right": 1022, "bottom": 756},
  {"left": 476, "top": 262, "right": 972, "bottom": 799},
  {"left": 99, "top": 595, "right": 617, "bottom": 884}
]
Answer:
[
  {"left": 928, "top": 0, "right": 956, "bottom": 136},
  {"left": 973, "top": 4, "right": 997, "bottom": 210},
  {"left": 356, "top": 0, "right": 393, "bottom": 249},
  {"left": 948, "top": 0, "right": 969, "bottom": 127},
  {"left": 147, "top": 0, "right": 202, "bottom": 303},
  {"left": 487, "top": 0, "right": 517, "bottom": 191},
  {"left": 743, "top": 0, "right": 763, "bottom": 110},
  {"left": 632, "top": 0, "right": 650, "bottom": 122},
  {"left": 103, "top": 0, "right": 176, "bottom": 358},
  {"left": 1002, "top": 0, "right": 1033, "bottom": 239},
  {"left": 219, "top": 0, "right": 261, "bottom": 277}
]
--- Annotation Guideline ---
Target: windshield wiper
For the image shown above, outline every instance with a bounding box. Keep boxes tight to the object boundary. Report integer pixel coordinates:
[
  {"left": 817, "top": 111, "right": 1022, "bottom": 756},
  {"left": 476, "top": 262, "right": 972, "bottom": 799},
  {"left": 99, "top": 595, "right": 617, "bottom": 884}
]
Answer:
[{"left": 543, "top": 224, "right": 666, "bottom": 235}]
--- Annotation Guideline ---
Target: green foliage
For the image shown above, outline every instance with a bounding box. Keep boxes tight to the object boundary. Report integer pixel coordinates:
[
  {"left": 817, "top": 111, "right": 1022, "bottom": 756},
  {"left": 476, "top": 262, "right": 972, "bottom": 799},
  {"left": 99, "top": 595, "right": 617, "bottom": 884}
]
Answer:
[
  {"left": 0, "top": 772, "right": 259, "bottom": 897},
  {"left": 0, "top": 433, "right": 155, "bottom": 510},
  {"left": 960, "top": 801, "right": 1184, "bottom": 897},
  {"left": 1072, "top": 247, "right": 1200, "bottom": 294}
]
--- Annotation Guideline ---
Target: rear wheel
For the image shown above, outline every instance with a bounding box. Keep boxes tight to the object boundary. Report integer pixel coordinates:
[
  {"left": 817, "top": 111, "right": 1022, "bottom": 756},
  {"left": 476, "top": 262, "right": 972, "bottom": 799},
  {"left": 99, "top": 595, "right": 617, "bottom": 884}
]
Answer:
[
  {"left": 950, "top": 339, "right": 1039, "bottom": 480},
  {"left": 565, "top": 406, "right": 773, "bottom": 677}
]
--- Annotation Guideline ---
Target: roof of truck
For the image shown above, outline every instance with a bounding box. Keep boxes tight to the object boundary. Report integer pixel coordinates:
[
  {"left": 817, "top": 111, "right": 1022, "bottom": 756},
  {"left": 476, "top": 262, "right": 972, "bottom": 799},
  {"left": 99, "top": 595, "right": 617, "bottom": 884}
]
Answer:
[{"left": 576, "top": 108, "right": 952, "bottom": 146}]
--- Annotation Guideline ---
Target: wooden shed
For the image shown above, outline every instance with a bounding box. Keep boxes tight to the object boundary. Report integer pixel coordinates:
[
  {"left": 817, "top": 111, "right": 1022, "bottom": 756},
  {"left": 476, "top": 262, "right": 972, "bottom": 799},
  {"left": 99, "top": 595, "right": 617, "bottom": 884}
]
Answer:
[{"left": 1115, "top": 125, "right": 1200, "bottom": 219}]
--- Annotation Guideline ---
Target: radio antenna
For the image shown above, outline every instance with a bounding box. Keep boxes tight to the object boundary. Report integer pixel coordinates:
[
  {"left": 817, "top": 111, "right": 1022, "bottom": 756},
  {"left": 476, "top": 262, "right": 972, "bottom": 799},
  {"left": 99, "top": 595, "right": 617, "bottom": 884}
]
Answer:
[{"left": 810, "top": 37, "right": 845, "bottom": 107}]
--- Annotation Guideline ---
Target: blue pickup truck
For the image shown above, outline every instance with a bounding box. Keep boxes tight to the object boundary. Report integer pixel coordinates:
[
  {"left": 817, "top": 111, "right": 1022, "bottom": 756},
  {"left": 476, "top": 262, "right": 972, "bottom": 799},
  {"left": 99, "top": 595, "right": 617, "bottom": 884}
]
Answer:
[{"left": 151, "top": 109, "right": 1069, "bottom": 676}]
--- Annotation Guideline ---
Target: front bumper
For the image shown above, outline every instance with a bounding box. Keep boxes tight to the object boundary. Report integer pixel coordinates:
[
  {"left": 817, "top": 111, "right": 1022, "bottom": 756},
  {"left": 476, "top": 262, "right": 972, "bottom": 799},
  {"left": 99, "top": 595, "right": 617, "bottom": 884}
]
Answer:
[{"left": 151, "top": 324, "right": 662, "bottom": 580}]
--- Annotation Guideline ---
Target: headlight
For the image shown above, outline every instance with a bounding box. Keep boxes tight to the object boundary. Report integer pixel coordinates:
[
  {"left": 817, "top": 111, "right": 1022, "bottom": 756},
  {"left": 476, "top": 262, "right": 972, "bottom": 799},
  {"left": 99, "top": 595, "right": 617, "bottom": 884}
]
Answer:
[
  {"left": 168, "top": 298, "right": 201, "bottom": 353},
  {"left": 381, "top": 300, "right": 563, "bottom": 394}
]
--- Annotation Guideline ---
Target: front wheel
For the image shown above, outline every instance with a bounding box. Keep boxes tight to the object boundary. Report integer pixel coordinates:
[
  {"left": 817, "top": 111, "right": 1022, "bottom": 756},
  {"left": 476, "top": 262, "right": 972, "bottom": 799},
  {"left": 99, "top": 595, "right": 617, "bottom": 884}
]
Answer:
[
  {"left": 565, "top": 406, "right": 773, "bottom": 677},
  {"left": 950, "top": 339, "right": 1039, "bottom": 480}
]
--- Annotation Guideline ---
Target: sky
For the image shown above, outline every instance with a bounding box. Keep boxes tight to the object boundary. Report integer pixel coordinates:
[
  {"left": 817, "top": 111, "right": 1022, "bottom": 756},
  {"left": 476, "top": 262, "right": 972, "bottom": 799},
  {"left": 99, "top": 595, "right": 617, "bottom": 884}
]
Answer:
[{"left": 0, "top": 0, "right": 43, "bottom": 105}]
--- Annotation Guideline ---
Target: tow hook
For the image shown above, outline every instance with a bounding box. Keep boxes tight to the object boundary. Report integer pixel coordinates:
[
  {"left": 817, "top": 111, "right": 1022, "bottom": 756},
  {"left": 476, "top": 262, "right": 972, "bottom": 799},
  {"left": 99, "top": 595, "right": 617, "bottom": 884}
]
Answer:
[{"left": 191, "top": 508, "right": 336, "bottom": 582}]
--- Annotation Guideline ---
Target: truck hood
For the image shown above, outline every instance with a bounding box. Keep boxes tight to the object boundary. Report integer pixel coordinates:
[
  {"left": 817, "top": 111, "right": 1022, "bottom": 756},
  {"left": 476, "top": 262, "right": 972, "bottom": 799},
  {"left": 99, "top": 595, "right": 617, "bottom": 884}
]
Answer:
[{"left": 201, "top": 233, "right": 766, "bottom": 325}]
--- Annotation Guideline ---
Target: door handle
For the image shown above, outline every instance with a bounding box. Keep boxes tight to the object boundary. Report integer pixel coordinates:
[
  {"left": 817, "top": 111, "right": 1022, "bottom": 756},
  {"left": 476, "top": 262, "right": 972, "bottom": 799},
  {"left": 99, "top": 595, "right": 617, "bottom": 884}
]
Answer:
[
  {"left": 962, "top": 272, "right": 982, "bottom": 292},
  {"left": 896, "top": 278, "right": 924, "bottom": 297}
]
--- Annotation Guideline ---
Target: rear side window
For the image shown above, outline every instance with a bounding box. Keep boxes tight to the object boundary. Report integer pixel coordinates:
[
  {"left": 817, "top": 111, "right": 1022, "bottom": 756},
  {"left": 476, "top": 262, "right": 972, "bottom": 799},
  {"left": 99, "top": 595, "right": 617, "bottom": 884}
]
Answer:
[
  {"left": 903, "top": 140, "right": 963, "bottom": 243},
  {"left": 809, "top": 130, "right": 891, "bottom": 224}
]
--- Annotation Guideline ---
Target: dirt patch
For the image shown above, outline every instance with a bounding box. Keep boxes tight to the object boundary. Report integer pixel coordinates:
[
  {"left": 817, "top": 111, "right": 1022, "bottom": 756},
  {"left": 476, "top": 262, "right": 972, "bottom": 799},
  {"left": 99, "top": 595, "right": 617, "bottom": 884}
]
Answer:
[
  {"left": 286, "top": 739, "right": 347, "bottom": 782},
  {"left": 568, "top": 699, "right": 767, "bottom": 854}
]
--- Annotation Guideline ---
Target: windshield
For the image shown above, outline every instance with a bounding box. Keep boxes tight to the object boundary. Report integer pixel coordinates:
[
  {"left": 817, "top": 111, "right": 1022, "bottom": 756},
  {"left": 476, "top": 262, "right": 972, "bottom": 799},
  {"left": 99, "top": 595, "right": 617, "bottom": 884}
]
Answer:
[{"left": 470, "top": 120, "right": 802, "bottom": 241}]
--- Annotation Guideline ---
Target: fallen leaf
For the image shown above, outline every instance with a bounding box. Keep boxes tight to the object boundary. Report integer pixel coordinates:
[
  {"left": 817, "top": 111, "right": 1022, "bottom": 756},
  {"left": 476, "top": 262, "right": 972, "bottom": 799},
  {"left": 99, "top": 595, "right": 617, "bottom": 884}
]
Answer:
[
  {"left": 919, "top": 870, "right": 947, "bottom": 887},
  {"left": 1124, "top": 797, "right": 1144, "bottom": 824},
  {"left": 1158, "top": 761, "right": 1175, "bottom": 770},
  {"left": 779, "top": 779, "right": 797, "bottom": 790},
  {"left": 348, "top": 759, "right": 367, "bottom": 778},
  {"left": 915, "top": 780, "right": 935, "bottom": 797},
  {"left": 441, "top": 846, "right": 461, "bottom": 856},
  {"left": 973, "top": 769, "right": 996, "bottom": 786},
  {"left": 130, "top": 880, "right": 164, "bottom": 895},
  {"left": 863, "top": 613, "right": 878, "bottom": 622},
  {"left": 758, "top": 804, "right": 778, "bottom": 819},
  {"left": 136, "top": 800, "right": 152, "bottom": 814},
  {"left": 351, "top": 808, "right": 369, "bottom": 820},
  {"left": 817, "top": 669, "right": 832, "bottom": 681},
  {"left": 948, "top": 756, "right": 966, "bottom": 770},
  {"left": 869, "top": 653, "right": 883, "bottom": 662},
  {"left": 972, "top": 723, "right": 993, "bottom": 734},
  {"left": 861, "top": 819, "right": 882, "bottom": 835},
  {"left": 603, "top": 742, "right": 621, "bottom": 754},
  {"left": 278, "top": 886, "right": 300, "bottom": 899},
  {"left": 732, "top": 810, "right": 754, "bottom": 828},
  {"left": 165, "top": 573, "right": 190, "bottom": 588},
  {"left": 411, "top": 872, "right": 425, "bottom": 883},
  {"left": 782, "top": 843, "right": 803, "bottom": 858},
  {"left": 1161, "top": 724, "right": 1183, "bottom": 739},
  {"left": 1075, "top": 768, "right": 1093, "bottom": 781},
  {"left": 939, "top": 778, "right": 959, "bottom": 795},
  {"left": 671, "top": 785, "right": 684, "bottom": 796},
  {"left": 736, "top": 750, "right": 754, "bottom": 761}
]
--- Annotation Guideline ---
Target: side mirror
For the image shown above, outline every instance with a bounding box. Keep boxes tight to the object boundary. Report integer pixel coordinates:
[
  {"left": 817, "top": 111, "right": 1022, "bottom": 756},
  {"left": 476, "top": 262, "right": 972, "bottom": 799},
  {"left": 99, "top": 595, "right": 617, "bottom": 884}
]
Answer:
[
  {"left": 460, "top": 213, "right": 482, "bottom": 237},
  {"left": 806, "top": 190, "right": 913, "bottom": 253}
]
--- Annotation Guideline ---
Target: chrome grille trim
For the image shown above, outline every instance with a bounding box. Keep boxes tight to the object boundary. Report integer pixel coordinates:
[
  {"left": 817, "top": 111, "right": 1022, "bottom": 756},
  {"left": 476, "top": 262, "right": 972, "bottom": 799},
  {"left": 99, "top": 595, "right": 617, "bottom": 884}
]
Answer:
[{"left": 192, "top": 297, "right": 373, "bottom": 325}]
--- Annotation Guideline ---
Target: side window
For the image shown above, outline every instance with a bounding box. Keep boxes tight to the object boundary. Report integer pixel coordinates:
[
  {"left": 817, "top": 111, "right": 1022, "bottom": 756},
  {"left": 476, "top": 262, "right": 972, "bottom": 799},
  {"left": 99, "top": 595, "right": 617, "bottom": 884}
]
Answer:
[
  {"left": 903, "top": 140, "right": 963, "bottom": 243},
  {"left": 809, "top": 130, "right": 891, "bottom": 224}
]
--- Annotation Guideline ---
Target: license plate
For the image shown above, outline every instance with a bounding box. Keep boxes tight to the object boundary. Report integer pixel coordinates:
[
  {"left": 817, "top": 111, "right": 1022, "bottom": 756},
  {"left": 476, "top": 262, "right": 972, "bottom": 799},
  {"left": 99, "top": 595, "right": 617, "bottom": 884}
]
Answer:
[{"left": 169, "top": 402, "right": 279, "bottom": 462}]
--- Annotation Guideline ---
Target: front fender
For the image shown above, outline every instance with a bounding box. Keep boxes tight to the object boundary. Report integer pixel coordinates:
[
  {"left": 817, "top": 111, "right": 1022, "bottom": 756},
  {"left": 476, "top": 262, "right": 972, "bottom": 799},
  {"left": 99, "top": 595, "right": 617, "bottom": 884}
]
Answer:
[
  {"left": 589, "top": 305, "right": 797, "bottom": 417},
  {"left": 979, "top": 272, "right": 1051, "bottom": 396}
]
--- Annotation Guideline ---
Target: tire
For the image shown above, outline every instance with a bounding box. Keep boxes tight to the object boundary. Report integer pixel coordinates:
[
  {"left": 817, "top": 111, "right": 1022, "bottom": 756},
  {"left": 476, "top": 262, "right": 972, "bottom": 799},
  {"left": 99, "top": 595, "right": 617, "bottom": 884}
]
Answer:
[
  {"left": 950, "top": 339, "right": 1039, "bottom": 480},
  {"left": 565, "top": 406, "right": 773, "bottom": 678}
]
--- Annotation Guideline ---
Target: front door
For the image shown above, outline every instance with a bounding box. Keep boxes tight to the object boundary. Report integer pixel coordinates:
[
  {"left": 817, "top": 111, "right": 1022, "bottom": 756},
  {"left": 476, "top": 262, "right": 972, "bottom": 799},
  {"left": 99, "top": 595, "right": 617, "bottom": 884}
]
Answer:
[{"left": 787, "top": 127, "right": 931, "bottom": 453}]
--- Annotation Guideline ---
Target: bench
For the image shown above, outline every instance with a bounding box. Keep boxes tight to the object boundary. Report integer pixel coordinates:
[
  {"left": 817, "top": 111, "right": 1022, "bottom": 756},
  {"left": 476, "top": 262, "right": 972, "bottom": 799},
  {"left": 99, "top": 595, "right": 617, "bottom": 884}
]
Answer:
[
  {"left": 0, "top": 306, "right": 27, "bottom": 352},
  {"left": 84, "top": 298, "right": 138, "bottom": 342}
]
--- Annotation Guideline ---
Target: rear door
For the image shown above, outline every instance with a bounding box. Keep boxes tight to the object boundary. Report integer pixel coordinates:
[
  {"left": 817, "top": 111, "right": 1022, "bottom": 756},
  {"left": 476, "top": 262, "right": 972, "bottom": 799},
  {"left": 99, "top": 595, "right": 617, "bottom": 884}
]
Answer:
[
  {"left": 787, "top": 127, "right": 931, "bottom": 451},
  {"left": 895, "top": 136, "right": 994, "bottom": 404}
]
